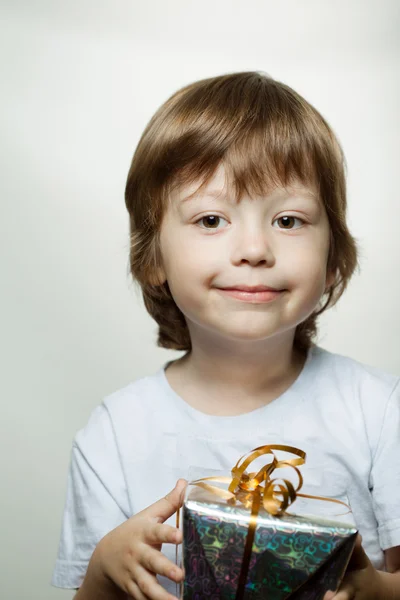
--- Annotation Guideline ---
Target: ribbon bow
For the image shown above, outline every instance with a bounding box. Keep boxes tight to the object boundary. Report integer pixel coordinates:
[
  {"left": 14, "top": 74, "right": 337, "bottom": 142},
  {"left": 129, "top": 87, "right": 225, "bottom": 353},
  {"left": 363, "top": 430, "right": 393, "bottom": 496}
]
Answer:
[{"left": 227, "top": 443, "right": 306, "bottom": 514}]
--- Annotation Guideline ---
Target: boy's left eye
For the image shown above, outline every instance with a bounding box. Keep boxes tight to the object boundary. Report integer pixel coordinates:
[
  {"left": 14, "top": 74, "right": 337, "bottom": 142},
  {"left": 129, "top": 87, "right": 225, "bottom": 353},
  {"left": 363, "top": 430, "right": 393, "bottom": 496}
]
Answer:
[
  {"left": 272, "top": 216, "right": 304, "bottom": 229},
  {"left": 196, "top": 215, "right": 229, "bottom": 230}
]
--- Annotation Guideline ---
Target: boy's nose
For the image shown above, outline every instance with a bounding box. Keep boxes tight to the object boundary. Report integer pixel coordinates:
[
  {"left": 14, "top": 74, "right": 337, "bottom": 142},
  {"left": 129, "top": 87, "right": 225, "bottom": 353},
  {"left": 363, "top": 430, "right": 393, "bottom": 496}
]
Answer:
[{"left": 231, "top": 229, "right": 275, "bottom": 267}]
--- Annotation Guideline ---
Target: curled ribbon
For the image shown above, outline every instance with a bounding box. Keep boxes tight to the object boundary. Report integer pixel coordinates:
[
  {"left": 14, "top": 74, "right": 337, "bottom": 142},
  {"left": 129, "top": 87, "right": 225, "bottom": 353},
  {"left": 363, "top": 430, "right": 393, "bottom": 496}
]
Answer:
[
  {"left": 176, "top": 444, "right": 350, "bottom": 600},
  {"left": 191, "top": 444, "right": 306, "bottom": 515}
]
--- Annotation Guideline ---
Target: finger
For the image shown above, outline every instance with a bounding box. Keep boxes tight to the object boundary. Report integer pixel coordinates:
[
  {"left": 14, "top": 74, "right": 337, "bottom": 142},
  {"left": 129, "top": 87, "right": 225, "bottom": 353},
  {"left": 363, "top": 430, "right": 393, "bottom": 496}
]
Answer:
[
  {"left": 145, "top": 523, "right": 183, "bottom": 545},
  {"left": 133, "top": 565, "right": 180, "bottom": 600},
  {"left": 126, "top": 579, "right": 148, "bottom": 600},
  {"left": 330, "top": 582, "right": 355, "bottom": 600},
  {"left": 142, "top": 479, "right": 188, "bottom": 523},
  {"left": 347, "top": 534, "right": 370, "bottom": 571},
  {"left": 140, "top": 546, "right": 184, "bottom": 582}
]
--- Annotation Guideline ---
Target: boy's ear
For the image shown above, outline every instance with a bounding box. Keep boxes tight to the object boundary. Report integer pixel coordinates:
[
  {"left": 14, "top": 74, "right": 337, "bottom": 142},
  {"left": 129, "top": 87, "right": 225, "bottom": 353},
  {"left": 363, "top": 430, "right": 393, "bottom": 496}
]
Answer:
[
  {"left": 147, "top": 266, "right": 167, "bottom": 287},
  {"left": 325, "top": 269, "right": 336, "bottom": 291}
]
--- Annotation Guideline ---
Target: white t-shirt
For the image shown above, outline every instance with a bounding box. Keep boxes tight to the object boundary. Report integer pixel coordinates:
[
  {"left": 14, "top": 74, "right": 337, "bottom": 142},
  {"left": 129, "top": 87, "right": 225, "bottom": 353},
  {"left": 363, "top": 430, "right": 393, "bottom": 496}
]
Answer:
[{"left": 51, "top": 345, "right": 400, "bottom": 593}]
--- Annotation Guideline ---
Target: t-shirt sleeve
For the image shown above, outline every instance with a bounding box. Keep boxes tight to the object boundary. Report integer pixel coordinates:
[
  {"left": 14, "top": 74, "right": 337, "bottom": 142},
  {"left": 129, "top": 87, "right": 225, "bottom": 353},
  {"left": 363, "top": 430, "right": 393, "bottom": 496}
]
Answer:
[
  {"left": 369, "top": 378, "right": 400, "bottom": 551},
  {"left": 51, "top": 404, "right": 130, "bottom": 589}
]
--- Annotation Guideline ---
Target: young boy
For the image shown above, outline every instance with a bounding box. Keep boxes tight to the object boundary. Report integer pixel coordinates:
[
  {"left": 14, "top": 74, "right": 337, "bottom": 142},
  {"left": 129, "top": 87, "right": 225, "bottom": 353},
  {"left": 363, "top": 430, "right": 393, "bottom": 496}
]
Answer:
[{"left": 52, "top": 72, "right": 400, "bottom": 600}]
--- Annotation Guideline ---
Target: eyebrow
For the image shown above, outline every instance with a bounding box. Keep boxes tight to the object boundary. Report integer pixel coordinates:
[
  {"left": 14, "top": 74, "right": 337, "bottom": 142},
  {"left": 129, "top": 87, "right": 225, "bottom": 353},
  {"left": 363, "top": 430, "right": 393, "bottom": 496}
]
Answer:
[
  {"left": 180, "top": 189, "right": 227, "bottom": 204},
  {"left": 180, "top": 188, "right": 319, "bottom": 204}
]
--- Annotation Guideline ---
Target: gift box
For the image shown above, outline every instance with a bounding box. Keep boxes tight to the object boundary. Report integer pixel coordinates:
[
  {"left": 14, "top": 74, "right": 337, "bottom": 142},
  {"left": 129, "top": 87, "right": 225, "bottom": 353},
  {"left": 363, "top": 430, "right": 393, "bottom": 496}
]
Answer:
[{"left": 179, "top": 445, "right": 357, "bottom": 600}]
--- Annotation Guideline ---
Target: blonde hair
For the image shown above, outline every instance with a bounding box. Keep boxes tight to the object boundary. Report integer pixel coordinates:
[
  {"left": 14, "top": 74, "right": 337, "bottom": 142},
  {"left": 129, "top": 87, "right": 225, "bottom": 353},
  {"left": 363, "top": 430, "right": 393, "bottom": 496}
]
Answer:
[{"left": 125, "top": 71, "right": 359, "bottom": 354}]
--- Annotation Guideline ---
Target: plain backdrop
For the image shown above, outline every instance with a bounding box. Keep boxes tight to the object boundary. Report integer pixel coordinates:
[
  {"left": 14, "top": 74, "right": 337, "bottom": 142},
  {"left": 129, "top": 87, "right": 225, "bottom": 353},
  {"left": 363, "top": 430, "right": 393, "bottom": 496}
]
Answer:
[{"left": 1, "top": 1, "right": 399, "bottom": 598}]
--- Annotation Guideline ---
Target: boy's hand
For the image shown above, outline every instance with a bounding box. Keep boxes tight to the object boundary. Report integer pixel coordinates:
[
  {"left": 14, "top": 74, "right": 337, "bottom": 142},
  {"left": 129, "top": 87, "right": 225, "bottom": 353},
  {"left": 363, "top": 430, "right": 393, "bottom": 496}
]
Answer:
[
  {"left": 323, "top": 535, "right": 383, "bottom": 600},
  {"left": 88, "top": 479, "right": 187, "bottom": 600}
]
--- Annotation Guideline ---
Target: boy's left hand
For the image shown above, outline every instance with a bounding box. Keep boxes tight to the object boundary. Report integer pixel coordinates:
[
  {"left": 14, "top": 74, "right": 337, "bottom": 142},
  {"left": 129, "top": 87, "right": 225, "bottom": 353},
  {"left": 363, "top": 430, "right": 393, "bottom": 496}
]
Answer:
[{"left": 323, "top": 535, "right": 382, "bottom": 600}]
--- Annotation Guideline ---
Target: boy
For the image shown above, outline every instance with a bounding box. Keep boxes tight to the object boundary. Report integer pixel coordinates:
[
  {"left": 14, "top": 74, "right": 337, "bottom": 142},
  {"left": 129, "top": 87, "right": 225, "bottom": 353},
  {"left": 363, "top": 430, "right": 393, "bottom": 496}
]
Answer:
[{"left": 52, "top": 72, "right": 400, "bottom": 600}]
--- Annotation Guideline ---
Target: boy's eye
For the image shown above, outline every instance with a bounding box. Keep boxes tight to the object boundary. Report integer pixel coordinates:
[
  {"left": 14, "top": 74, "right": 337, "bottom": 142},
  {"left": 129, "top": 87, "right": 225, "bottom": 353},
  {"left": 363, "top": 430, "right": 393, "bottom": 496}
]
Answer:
[
  {"left": 196, "top": 215, "right": 229, "bottom": 230},
  {"left": 272, "top": 216, "right": 304, "bottom": 230},
  {"left": 196, "top": 215, "right": 304, "bottom": 230}
]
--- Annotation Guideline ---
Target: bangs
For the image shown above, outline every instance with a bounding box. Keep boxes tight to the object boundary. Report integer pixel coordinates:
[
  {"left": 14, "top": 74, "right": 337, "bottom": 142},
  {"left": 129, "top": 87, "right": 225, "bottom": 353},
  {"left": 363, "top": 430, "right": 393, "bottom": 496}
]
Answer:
[{"left": 157, "top": 72, "right": 339, "bottom": 205}]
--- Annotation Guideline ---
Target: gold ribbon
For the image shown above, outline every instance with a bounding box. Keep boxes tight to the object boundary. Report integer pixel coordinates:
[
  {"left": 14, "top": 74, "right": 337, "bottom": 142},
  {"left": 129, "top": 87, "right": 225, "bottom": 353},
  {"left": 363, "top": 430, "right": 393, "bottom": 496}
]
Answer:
[{"left": 177, "top": 444, "right": 350, "bottom": 600}]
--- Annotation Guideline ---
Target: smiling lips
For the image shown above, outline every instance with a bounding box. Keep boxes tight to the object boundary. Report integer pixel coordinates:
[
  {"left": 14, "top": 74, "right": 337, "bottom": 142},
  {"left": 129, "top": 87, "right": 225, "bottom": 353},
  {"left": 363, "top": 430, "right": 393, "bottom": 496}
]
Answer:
[
  {"left": 217, "top": 285, "right": 284, "bottom": 303},
  {"left": 222, "top": 285, "right": 280, "bottom": 292}
]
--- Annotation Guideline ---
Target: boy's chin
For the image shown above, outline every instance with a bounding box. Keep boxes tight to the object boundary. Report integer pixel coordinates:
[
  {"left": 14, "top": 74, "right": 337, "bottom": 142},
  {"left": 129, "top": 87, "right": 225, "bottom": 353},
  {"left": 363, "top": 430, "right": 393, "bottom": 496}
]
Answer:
[{"left": 209, "top": 326, "right": 295, "bottom": 346}]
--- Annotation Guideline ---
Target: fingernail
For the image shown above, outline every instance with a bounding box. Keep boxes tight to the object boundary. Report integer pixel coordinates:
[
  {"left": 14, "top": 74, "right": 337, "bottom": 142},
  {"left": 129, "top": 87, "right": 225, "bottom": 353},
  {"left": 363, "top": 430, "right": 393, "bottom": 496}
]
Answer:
[
  {"left": 172, "top": 531, "right": 178, "bottom": 543},
  {"left": 169, "top": 567, "right": 182, "bottom": 580}
]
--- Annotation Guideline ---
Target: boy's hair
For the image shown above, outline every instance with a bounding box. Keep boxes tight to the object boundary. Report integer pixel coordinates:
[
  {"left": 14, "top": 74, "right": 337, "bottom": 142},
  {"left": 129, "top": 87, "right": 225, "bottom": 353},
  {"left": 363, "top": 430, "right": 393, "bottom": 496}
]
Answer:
[{"left": 125, "top": 71, "right": 359, "bottom": 354}]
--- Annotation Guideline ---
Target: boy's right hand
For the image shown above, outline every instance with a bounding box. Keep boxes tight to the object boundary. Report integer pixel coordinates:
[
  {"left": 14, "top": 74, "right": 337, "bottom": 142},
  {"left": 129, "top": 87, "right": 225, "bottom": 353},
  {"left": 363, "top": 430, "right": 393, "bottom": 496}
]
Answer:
[{"left": 88, "top": 479, "right": 187, "bottom": 600}]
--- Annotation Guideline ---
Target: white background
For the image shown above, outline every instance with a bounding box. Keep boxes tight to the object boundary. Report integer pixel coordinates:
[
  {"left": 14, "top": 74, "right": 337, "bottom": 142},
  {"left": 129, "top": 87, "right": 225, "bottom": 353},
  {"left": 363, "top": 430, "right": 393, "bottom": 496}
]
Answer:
[{"left": 1, "top": 1, "right": 399, "bottom": 598}]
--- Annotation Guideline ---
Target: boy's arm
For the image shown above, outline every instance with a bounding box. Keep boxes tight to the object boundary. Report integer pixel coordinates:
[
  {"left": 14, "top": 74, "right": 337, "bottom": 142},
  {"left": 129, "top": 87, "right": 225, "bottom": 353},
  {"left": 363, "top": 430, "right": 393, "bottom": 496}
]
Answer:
[
  {"left": 72, "top": 569, "right": 128, "bottom": 600},
  {"left": 71, "top": 544, "right": 128, "bottom": 600},
  {"left": 385, "top": 545, "right": 400, "bottom": 573},
  {"left": 73, "top": 586, "right": 128, "bottom": 600},
  {"left": 376, "top": 545, "right": 400, "bottom": 598}
]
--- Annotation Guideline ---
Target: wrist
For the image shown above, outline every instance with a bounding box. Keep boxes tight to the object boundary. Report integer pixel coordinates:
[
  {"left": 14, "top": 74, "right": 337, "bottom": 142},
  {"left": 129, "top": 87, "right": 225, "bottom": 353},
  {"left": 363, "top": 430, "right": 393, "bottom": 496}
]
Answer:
[
  {"left": 375, "top": 570, "right": 400, "bottom": 600},
  {"left": 78, "top": 572, "right": 124, "bottom": 600},
  {"left": 79, "top": 542, "right": 124, "bottom": 600}
]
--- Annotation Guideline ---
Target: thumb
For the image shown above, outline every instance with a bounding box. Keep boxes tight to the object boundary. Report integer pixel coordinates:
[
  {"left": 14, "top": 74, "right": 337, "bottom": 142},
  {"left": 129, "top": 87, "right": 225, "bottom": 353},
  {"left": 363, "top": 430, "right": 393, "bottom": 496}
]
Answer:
[{"left": 142, "top": 479, "right": 188, "bottom": 523}]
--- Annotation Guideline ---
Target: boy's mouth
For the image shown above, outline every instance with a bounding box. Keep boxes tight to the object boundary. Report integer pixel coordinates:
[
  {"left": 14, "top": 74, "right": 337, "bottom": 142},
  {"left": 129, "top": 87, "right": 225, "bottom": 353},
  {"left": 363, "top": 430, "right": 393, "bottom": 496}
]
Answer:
[
  {"left": 216, "top": 286, "right": 284, "bottom": 303},
  {"left": 220, "top": 284, "right": 281, "bottom": 293}
]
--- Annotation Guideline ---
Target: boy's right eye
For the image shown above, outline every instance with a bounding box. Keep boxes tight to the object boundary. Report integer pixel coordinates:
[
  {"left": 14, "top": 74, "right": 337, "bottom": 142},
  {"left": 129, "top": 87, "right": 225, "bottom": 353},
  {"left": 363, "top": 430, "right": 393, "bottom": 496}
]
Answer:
[{"left": 196, "top": 215, "right": 229, "bottom": 230}]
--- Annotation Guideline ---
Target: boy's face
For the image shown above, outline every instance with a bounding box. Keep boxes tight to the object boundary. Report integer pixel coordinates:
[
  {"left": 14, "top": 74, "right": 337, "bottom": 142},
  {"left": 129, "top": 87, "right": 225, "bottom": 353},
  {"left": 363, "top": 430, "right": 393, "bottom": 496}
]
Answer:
[{"left": 157, "top": 164, "right": 334, "bottom": 348}]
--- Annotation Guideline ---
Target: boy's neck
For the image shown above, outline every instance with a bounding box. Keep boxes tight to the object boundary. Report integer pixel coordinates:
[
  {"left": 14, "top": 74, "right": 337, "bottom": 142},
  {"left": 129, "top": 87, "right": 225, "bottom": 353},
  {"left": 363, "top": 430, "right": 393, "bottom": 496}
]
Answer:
[{"left": 165, "top": 334, "right": 307, "bottom": 416}]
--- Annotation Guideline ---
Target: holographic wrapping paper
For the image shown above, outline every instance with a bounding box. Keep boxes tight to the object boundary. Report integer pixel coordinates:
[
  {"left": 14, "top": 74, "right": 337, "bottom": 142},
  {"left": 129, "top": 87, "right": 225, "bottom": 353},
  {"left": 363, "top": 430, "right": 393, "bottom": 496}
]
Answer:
[{"left": 181, "top": 487, "right": 357, "bottom": 600}]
